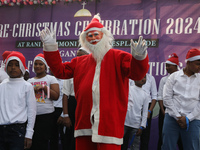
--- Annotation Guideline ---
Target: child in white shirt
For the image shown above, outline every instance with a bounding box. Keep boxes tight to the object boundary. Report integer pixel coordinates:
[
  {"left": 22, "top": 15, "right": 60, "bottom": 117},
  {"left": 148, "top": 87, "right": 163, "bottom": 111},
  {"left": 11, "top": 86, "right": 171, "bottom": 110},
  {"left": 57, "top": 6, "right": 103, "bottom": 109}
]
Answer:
[
  {"left": 121, "top": 76, "right": 149, "bottom": 150},
  {"left": 28, "top": 53, "right": 59, "bottom": 150},
  {"left": 0, "top": 51, "right": 36, "bottom": 150}
]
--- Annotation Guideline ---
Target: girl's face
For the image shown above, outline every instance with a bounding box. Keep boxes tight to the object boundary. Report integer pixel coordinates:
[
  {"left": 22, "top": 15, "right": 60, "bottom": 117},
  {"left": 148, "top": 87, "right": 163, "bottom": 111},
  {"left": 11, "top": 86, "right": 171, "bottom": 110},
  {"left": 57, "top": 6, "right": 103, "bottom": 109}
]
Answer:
[
  {"left": 7, "top": 59, "right": 22, "bottom": 78},
  {"left": 34, "top": 60, "right": 46, "bottom": 75}
]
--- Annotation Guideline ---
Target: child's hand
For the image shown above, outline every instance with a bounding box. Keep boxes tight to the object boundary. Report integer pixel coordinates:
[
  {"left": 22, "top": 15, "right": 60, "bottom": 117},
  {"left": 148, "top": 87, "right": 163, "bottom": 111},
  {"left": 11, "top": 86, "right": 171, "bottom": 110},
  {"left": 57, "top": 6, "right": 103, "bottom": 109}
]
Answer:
[
  {"left": 63, "top": 116, "right": 72, "bottom": 128},
  {"left": 34, "top": 84, "right": 43, "bottom": 92},
  {"left": 57, "top": 116, "right": 64, "bottom": 124},
  {"left": 24, "top": 138, "right": 32, "bottom": 149},
  {"left": 136, "top": 128, "right": 143, "bottom": 136},
  {"left": 177, "top": 116, "right": 187, "bottom": 128}
]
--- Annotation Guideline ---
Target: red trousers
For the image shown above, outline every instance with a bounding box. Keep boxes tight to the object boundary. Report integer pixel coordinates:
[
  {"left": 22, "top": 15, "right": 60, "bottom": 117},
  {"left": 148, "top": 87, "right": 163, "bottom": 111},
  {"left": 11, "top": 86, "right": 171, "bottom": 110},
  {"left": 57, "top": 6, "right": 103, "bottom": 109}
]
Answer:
[{"left": 76, "top": 136, "right": 121, "bottom": 150}]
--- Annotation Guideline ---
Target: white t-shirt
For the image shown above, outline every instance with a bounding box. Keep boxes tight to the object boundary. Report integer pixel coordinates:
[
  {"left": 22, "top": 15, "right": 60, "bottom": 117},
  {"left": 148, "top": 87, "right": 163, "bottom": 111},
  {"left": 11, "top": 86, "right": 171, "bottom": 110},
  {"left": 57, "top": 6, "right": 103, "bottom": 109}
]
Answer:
[
  {"left": 125, "top": 82, "right": 149, "bottom": 128},
  {"left": 53, "top": 78, "right": 64, "bottom": 108},
  {"left": 28, "top": 74, "right": 58, "bottom": 115},
  {"left": 0, "top": 77, "right": 36, "bottom": 139},
  {"left": 62, "top": 78, "right": 75, "bottom": 96}
]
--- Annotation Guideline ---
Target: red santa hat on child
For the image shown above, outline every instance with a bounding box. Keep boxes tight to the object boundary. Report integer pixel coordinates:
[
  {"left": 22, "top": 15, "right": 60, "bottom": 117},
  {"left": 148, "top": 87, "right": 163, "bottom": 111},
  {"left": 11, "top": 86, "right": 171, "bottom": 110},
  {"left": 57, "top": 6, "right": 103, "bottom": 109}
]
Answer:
[
  {"left": 84, "top": 13, "right": 104, "bottom": 33},
  {"left": 2, "top": 51, "right": 12, "bottom": 63},
  {"left": 185, "top": 48, "right": 200, "bottom": 62},
  {"left": 33, "top": 53, "right": 49, "bottom": 72},
  {"left": 165, "top": 53, "right": 179, "bottom": 66},
  {"left": 5, "top": 51, "right": 26, "bottom": 75}
]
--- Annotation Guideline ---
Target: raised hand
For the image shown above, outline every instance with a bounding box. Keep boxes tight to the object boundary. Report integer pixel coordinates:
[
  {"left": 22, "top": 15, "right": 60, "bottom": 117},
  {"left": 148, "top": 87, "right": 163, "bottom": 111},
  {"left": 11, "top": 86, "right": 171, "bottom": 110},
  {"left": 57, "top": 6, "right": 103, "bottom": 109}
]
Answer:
[
  {"left": 40, "top": 27, "right": 56, "bottom": 45},
  {"left": 40, "top": 27, "right": 58, "bottom": 51},
  {"left": 131, "top": 36, "right": 148, "bottom": 60}
]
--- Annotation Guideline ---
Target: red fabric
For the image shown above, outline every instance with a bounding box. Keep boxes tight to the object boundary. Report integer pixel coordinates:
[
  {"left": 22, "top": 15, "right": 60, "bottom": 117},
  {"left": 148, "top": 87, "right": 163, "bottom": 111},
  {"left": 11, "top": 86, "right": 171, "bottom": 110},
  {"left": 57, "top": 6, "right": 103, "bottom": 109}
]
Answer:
[
  {"left": 44, "top": 49, "right": 149, "bottom": 143},
  {"left": 186, "top": 48, "right": 200, "bottom": 59},
  {"left": 76, "top": 136, "right": 121, "bottom": 150},
  {"left": 6, "top": 51, "right": 26, "bottom": 69},
  {"left": 35, "top": 53, "right": 45, "bottom": 59},
  {"left": 2, "top": 51, "right": 12, "bottom": 62},
  {"left": 84, "top": 16, "right": 104, "bottom": 32},
  {"left": 167, "top": 53, "right": 179, "bottom": 65}
]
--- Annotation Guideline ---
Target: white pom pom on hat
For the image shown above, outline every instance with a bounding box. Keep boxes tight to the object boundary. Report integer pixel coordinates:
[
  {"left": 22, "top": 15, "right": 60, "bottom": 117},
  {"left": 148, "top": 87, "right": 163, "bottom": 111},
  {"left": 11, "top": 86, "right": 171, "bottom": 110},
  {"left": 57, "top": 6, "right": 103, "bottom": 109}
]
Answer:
[
  {"left": 84, "top": 13, "right": 104, "bottom": 33},
  {"left": 165, "top": 53, "right": 179, "bottom": 66}
]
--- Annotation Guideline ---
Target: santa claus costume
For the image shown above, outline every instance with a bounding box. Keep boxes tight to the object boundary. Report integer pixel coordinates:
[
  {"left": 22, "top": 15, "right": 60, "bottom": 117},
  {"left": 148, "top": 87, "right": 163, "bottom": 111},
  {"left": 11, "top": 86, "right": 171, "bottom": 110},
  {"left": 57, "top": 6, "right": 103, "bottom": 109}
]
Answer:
[{"left": 40, "top": 14, "right": 149, "bottom": 150}]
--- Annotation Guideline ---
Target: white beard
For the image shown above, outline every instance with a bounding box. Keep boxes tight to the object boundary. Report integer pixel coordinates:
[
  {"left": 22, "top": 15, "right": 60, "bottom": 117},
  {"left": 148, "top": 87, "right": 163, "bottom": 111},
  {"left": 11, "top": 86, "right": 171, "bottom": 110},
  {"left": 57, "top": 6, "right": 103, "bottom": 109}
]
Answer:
[{"left": 79, "top": 29, "right": 114, "bottom": 62}]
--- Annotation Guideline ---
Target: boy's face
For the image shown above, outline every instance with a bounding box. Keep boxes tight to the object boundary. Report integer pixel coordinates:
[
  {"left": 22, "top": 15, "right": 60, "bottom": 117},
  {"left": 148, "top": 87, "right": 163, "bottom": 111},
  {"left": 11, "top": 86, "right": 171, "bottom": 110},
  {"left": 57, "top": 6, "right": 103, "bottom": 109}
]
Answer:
[
  {"left": 34, "top": 60, "right": 46, "bottom": 74},
  {"left": 7, "top": 60, "right": 22, "bottom": 78},
  {"left": 134, "top": 76, "right": 146, "bottom": 87},
  {"left": 166, "top": 63, "right": 177, "bottom": 74},
  {"left": 188, "top": 60, "right": 200, "bottom": 73}
]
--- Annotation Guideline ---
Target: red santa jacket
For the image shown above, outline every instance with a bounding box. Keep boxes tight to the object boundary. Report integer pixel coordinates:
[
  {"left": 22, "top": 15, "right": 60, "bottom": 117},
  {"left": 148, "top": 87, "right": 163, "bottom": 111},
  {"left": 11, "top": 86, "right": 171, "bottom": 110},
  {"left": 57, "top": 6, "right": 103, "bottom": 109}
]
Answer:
[{"left": 44, "top": 49, "right": 149, "bottom": 145}]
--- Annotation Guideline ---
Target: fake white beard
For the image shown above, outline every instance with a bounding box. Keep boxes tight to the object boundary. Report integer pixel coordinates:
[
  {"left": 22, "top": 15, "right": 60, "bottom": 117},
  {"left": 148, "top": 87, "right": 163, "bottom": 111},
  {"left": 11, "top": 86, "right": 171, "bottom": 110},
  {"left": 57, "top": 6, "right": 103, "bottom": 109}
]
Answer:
[{"left": 80, "top": 30, "right": 113, "bottom": 62}]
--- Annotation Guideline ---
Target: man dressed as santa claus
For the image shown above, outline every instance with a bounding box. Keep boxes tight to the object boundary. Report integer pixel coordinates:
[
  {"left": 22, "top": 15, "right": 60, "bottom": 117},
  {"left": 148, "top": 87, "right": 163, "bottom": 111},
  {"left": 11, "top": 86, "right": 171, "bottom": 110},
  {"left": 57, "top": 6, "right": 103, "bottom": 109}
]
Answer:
[{"left": 40, "top": 13, "right": 149, "bottom": 150}]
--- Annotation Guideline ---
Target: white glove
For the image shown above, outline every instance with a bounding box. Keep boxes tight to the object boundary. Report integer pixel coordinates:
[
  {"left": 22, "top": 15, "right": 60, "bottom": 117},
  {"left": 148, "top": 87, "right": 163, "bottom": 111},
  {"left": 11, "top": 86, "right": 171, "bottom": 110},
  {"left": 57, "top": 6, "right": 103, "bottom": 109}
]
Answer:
[
  {"left": 131, "top": 36, "right": 148, "bottom": 60},
  {"left": 40, "top": 27, "right": 58, "bottom": 51}
]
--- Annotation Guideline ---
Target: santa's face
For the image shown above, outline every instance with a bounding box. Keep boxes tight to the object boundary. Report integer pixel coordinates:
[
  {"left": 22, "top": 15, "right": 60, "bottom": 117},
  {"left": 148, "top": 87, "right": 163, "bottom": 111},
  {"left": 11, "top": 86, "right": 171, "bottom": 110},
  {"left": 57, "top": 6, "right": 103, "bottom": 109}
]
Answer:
[{"left": 86, "top": 30, "right": 103, "bottom": 45}]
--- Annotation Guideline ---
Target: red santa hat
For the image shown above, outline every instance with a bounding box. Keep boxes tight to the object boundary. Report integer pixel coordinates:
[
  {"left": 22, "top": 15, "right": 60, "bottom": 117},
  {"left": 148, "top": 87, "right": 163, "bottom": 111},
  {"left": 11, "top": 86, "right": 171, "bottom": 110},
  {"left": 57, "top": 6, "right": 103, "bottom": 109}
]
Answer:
[
  {"left": 84, "top": 13, "right": 104, "bottom": 33},
  {"left": 5, "top": 51, "right": 26, "bottom": 75},
  {"left": 185, "top": 48, "right": 200, "bottom": 62},
  {"left": 33, "top": 53, "right": 49, "bottom": 71},
  {"left": 165, "top": 53, "right": 179, "bottom": 66},
  {"left": 2, "top": 51, "right": 12, "bottom": 63}
]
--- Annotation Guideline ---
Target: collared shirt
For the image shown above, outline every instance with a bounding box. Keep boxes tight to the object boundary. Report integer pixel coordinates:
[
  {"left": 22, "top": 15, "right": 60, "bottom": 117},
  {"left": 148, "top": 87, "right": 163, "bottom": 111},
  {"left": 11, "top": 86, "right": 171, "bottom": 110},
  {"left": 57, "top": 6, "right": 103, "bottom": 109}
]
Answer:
[
  {"left": 157, "top": 75, "right": 169, "bottom": 100},
  {"left": 163, "top": 69, "right": 200, "bottom": 121},
  {"left": 0, "top": 77, "right": 36, "bottom": 139},
  {"left": 142, "top": 73, "right": 157, "bottom": 103},
  {"left": 125, "top": 82, "right": 149, "bottom": 128}
]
